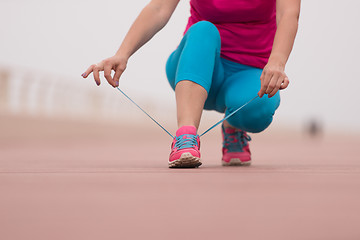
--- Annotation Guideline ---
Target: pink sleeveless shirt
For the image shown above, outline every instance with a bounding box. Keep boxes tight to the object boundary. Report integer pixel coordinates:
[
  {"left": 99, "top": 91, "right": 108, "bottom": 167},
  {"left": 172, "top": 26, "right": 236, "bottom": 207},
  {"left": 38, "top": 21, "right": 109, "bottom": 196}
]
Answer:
[{"left": 184, "top": 0, "right": 277, "bottom": 69}]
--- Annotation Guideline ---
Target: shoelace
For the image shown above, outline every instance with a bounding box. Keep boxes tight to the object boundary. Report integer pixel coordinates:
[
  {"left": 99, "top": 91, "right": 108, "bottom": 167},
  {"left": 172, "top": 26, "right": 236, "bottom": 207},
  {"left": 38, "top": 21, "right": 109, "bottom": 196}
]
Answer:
[
  {"left": 117, "top": 87, "right": 258, "bottom": 138},
  {"left": 223, "top": 130, "right": 251, "bottom": 152},
  {"left": 174, "top": 134, "right": 199, "bottom": 150}
]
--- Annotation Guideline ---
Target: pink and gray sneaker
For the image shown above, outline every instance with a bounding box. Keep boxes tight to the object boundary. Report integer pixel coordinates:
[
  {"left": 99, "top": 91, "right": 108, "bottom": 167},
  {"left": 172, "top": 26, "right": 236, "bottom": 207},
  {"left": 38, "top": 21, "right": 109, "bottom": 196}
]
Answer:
[
  {"left": 169, "top": 125, "right": 201, "bottom": 168},
  {"left": 221, "top": 124, "right": 252, "bottom": 166}
]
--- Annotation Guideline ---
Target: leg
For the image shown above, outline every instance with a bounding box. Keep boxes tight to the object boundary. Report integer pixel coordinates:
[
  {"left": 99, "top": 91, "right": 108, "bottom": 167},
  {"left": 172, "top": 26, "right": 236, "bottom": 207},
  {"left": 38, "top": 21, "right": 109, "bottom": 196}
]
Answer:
[
  {"left": 223, "top": 119, "right": 233, "bottom": 128},
  {"left": 165, "top": 21, "right": 223, "bottom": 168},
  {"left": 175, "top": 81, "right": 207, "bottom": 129},
  {"left": 166, "top": 21, "right": 223, "bottom": 129},
  {"left": 219, "top": 68, "right": 280, "bottom": 133},
  {"left": 216, "top": 66, "right": 280, "bottom": 166}
]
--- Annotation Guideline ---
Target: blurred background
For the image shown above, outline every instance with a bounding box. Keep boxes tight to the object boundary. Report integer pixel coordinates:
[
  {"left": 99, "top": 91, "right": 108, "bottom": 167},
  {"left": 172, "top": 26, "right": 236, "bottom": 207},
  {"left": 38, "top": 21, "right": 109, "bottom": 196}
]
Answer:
[{"left": 0, "top": 0, "right": 359, "bottom": 136}]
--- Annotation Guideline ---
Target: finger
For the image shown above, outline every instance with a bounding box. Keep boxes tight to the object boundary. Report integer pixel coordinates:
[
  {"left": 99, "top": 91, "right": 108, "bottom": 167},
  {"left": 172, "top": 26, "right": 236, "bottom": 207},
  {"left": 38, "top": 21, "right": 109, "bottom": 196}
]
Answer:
[
  {"left": 268, "top": 88, "right": 278, "bottom": 98},
  {"left": 82, "top": 64, "right": 96, "bottom": 78},
  {"left": 104, "top": 64, "right": 115, "bottom": 87},
  {"left": 268, "top": 79, "right": 282, "bottom": 98},
  {"left": 113, "top": 66, "right": 125, "bottom": 87},
  {"left": 258, "top": 70, "right": 273, "bottom": 98},
  {"left": 258, "top": 71, "right": 266, "bottom": 97},
  {"left": 93, "top": 64, "right": 103, "bottom": 86},
  {"left": 268, "top": 76, "right": 284, "bottom": 98},
  {"left": 267, "top": 73, "right": 284, "bottom": 97},
  {"left": 265, "top": 73, "right": 280, "bottom": 95},
  {"left": 280, "top": 77, "right": 290, "bottom": 90},
  {"left": 259, "top": 70, "right": 265, "bottom": 82}
]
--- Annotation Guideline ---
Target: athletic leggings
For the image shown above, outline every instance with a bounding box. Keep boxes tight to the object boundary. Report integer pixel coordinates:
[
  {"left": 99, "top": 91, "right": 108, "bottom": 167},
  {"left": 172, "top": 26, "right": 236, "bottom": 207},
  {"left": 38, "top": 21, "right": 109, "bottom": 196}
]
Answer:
[{"left": 166, "top": 21, "right": 280, "bottom": 133}]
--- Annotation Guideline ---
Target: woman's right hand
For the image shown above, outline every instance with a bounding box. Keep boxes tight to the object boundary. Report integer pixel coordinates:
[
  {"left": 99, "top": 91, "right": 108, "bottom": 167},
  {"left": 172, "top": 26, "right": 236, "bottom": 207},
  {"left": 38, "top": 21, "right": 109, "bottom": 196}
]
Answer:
[{"left": 81, "top": 55, "right": 128, "bottom": 87}]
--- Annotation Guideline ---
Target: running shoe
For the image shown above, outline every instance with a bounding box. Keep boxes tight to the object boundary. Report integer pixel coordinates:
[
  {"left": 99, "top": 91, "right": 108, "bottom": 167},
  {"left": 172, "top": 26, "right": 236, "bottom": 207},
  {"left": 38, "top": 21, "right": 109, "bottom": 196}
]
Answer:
[
  {"left": 221, "top": 124, "right": 252, "bottom": 166},
  {"left": 169, "top": 125, "right": 201, "bottom": 168}
]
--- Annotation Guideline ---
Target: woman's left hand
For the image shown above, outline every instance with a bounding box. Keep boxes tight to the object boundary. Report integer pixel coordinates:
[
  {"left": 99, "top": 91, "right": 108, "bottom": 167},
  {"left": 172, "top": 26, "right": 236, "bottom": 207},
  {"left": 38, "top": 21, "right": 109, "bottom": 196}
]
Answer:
[{"left": 258, "top": 60, "right": 290, "bottom": 98}]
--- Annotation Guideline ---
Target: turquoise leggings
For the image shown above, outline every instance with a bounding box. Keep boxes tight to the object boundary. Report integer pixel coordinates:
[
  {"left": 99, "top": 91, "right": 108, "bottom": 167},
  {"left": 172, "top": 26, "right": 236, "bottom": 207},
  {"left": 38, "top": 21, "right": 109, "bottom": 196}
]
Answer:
[{"left": 166, "top": 21, "right": 280, "bottom": 133}]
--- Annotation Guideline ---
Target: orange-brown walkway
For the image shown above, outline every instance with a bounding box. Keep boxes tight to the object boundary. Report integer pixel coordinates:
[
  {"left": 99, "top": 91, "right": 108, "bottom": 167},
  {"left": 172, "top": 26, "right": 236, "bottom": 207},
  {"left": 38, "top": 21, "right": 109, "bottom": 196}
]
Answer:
[{"left": 1, "top": 115, "right": 360, "bottom": 240}]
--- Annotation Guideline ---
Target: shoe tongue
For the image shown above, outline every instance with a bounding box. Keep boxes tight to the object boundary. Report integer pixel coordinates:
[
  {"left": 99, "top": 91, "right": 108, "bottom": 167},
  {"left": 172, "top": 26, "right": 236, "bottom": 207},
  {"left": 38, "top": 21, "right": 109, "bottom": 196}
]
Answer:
[{"left": 176, "top": 125, "right": 197, "bottom": 136}]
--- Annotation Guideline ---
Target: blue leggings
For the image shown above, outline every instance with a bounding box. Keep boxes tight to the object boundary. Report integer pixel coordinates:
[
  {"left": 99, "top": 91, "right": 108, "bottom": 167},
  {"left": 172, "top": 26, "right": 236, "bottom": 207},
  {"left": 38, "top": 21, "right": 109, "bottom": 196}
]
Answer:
[{"left": 166, "top": 21, "right": 280, "bottom": 133}]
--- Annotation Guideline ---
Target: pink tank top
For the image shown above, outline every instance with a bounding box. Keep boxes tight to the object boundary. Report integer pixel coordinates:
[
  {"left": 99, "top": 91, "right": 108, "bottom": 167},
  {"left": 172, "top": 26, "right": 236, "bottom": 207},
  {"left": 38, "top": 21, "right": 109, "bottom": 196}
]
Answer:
[{"left": 184, "top": 0, "right": 277, "bottom": 69}]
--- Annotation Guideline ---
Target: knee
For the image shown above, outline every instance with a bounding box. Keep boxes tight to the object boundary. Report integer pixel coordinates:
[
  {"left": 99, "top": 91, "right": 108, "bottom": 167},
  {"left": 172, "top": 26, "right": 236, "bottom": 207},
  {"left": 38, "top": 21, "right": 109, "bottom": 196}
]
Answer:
[
  {"left": 226, "top": 98, "right": 280, "bottom": 133},
  {"left": 227, "top": 110, "right": 274, "bottom": 133},
  {"left": 187, "top": 21, "right": 220, "bottom": 44}
]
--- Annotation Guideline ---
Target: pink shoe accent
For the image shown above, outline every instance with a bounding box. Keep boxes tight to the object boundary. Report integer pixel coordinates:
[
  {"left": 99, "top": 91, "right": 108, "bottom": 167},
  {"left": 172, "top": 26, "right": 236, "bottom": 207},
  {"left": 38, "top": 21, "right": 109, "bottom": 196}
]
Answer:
[
  {"left": 169, "top": 126, "right": 201, "bottom": 168},
  {"left": 175, "top": 125, "right": 197, "bottom": 136},
  {"left": 221, "top": 124, "right": 251, "bottom": 166}
]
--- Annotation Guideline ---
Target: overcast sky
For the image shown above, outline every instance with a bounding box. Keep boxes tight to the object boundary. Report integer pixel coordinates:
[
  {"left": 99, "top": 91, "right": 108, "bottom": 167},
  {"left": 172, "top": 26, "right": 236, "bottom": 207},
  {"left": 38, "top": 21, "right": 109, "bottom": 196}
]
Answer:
[{"left": 1, "top": 0, "right": 360, "bottom": 133}]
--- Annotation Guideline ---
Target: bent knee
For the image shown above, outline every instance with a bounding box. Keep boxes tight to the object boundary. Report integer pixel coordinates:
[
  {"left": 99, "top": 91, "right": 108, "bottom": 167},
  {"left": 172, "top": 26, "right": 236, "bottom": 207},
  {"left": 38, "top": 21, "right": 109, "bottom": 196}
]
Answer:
[
  {"left": 226, "top": 94, "right": 280, "bottom": 133},
  {"left": 226, "top": 100, "right": 279, "bottom": 133},
  {"left": 227, "top": 110, "right": 274, "bottom": 133},
  {"left": 187, "top": 21, "right": 220, "bottom": 42}
]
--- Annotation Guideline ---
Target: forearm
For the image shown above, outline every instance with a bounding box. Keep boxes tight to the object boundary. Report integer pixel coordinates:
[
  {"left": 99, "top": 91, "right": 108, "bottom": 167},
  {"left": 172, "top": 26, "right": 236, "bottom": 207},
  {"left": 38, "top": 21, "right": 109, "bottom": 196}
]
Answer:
[
  {"left": 116, "top": 2, "right": 177, "bottom": 59},
  {"left": 269, "top": 13, "right": 299, "bottom": 66}
]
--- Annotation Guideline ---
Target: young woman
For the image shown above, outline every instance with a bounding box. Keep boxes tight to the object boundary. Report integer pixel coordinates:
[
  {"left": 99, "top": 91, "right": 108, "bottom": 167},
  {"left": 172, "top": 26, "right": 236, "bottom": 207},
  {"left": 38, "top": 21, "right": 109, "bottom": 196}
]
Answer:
[{"left": 82, "top": 0, "right": 301, "bottom": 168}]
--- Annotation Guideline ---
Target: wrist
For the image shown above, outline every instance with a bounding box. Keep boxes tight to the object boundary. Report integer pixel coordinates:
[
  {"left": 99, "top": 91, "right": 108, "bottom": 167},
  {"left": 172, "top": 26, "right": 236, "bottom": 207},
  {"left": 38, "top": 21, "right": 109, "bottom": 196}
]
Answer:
[
  {"left": 115, "top": 47, "right": 131, "bottom": 61},
  {"left": 268, "top": 53, "right": 287, "bottom": 67}
]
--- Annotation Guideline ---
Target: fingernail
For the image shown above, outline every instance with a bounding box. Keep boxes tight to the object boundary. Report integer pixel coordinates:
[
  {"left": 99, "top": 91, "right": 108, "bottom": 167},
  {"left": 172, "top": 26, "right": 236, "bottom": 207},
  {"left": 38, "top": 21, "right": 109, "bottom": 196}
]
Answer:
[{"left": 116, "top": 81, "right": 119, "bottom": 86}]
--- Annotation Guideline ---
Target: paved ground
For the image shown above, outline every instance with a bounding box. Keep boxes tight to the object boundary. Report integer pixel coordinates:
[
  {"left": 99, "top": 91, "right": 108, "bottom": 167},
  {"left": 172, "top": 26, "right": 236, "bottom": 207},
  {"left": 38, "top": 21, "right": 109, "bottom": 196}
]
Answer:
[{"left": 1, "top": 114, "right": 360, "bottom": 240}]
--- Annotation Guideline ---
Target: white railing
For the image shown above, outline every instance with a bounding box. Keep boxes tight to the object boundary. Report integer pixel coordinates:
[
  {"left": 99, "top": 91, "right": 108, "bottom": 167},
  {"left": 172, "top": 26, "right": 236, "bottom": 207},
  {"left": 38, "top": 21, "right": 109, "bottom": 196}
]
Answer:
[{"left": 0, "top": 66, "right": 168, "bottom": 123}]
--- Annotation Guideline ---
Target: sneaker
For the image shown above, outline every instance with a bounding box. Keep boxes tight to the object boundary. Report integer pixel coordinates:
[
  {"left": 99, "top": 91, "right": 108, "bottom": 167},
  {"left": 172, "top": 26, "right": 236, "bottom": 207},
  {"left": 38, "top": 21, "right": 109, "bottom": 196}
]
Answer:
[
  {"left": 221, "top": 124, "right": 251, "bottom": 166},
  {"left": 169, "top": 125, "right": 201, "bottom": 168}
]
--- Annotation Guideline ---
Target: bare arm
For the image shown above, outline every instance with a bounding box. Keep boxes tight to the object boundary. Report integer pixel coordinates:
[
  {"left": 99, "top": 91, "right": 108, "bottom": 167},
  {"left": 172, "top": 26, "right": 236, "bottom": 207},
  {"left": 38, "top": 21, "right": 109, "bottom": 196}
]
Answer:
[
  {"left": 82, "top": 0, "right": 180, "bottom": 87},
  {"left": 258, "top": 0, "right": 301, "bottom": 98}
]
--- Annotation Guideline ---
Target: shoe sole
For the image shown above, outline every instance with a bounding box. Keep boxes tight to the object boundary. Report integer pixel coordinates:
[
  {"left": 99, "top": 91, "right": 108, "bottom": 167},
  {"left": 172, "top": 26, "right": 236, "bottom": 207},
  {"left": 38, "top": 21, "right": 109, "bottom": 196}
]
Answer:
[
  {"left": 169, "top": 152, "right": 202, "bottom": 168},
  {"left": 222, "top": 158, "right": 251, "bottom": 166}
]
